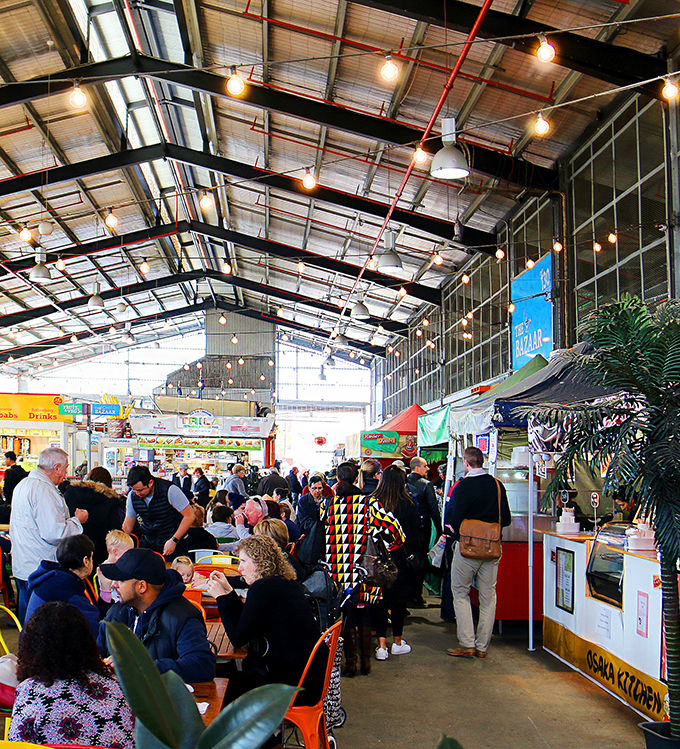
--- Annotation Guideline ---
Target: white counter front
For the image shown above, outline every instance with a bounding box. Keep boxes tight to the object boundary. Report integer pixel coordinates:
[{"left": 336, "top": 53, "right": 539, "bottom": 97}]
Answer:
[{"left": 543, "top": 532, "right": 666, "bottom": 720}]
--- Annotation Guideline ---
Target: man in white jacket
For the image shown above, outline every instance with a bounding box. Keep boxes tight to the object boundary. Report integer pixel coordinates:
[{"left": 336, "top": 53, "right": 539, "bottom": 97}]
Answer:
[{"left": 10, "top": 447, "right": 88, "bottom": 624}]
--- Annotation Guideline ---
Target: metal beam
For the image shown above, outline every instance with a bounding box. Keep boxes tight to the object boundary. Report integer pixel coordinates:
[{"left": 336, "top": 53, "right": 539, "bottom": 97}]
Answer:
[
  {"left": 0, "top": 54, "right": 557, "bottom": 191},
  {"left": 351, "top": 0, "right": 667, "bottom": 97},
  {"left": 188, "top": 220, "right": 441, "bottom": 305},
  {"left": 0, "top": 142, "right": 495, "bottom": 247},
  {"left": 0, "top": 297, "right": 384, "bottom": 362},
  {"left": 0, "top": 268, "right": 408, "bottom": 334}
]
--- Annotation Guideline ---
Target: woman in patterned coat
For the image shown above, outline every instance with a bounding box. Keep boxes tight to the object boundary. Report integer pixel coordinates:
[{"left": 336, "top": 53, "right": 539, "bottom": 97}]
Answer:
[
  {"left": 323, "top": 461, "right": 404, "bottom": 676},
  {"left": 9, "top": 601, "right": 134, "bottom": 749}
]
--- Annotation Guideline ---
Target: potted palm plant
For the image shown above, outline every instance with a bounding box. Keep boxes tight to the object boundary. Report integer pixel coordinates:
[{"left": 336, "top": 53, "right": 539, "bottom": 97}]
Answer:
[{"left": 531, "top": 295, "right": 680, "bottom": 747}]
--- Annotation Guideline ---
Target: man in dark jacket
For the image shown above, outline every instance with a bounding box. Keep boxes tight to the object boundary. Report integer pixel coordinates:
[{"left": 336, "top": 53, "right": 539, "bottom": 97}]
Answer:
[
  {"left": 407, "top": 457, "right": 443, "bottom": 606},
  {"left": 257, "top": 462, "right": 289, "bottom": 497},
  {"left": 444, "top": 446, "right": 511, "bottom": 659},
  {"left": 3, "top": 451, "right": 28, "bottom": 503},
  {"left": 296, "top": 475, "right": 327, "bottom": 533},
  {"left": 286, "top": 467, "right": 302, "bottom": 503},
  {"left": 172, "top": 463, "right": 193, "bottom": 500},
  {"left": 98, "top": 548, "right": 216, "bottom": 682},
  {"left": 26, "top": 534, "right": 100, "bottom": 636}
]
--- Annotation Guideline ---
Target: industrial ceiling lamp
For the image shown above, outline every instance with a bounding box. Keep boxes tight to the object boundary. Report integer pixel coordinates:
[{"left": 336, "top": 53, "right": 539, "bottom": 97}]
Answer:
[
  {"left": 335, "top": 332, "right": 349, "bottom": 346},
  {"left": 377, "top": 231, "right": 403, "bottom": 272},
  {"left": 350, "top": 299, "right": 371, "bottom": 320},
  {"left": 30, "top": 252, "right": 50, "bottom": 283},
  {"left": 38, "top": 220, "right": 53, "bottom": 236},
  {"left": 430, "top": 118, "right": 470, "bottom": 180},
  {"left": 88, "top": 282, "right": 104, "bottom": 309}
]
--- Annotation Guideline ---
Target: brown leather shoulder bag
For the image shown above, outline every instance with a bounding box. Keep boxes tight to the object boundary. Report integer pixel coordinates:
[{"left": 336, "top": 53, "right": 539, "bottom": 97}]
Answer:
[{"left": 458, "top": 478, "right": 502, "bottom": 560}]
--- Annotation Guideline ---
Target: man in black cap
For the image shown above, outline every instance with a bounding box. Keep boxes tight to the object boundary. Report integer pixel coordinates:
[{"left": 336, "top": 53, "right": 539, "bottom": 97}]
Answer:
[
  {"left": 3, "top": 451, "right": 28, "bottom": 503},
  {"left": 97, "top": 548, "right": 216, "bottom": 683}
]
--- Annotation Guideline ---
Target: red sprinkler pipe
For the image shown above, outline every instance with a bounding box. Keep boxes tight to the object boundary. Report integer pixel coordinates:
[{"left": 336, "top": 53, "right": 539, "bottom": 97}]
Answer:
[{"left": 332, "top": 0, "right": 495, "bottom": 336}]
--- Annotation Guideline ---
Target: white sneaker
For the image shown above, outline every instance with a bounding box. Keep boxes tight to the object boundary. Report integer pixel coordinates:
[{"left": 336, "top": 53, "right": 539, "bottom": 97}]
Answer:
[
  {"left": 391, "top": 641, "right": 412, "bottom": 655},
  {"left": 375, "top": 647, "right": 389, "bottom": 660}
]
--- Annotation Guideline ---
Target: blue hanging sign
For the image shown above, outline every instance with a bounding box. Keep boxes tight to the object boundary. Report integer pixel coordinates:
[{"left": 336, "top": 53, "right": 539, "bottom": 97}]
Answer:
[
  {"left": 91, "top": 403, "right": 121, "bottom": 416},
  {"left": 511, "top": 254, "right": 553, "bottom": 369}
]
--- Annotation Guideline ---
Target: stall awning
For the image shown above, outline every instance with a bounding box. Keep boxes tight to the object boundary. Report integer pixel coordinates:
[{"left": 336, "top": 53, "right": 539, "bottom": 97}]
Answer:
[
  {"left": 378, "top": 404, "right": 426, "bottom": 433},
  {"left": 448, "top": 355, "right": 549, "bottom": 436},
  {"left": 417, "top": 406, "right": 450, "bottom": 447}
]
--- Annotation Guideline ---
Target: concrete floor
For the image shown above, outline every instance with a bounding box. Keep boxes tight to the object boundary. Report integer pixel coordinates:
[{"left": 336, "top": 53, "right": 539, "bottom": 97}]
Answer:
[
  {"left": 0, "top": 604, "right": 646, "bottom": 749},
  {"left": 338, "top": 601, "right": 645, "bottom": 749}
]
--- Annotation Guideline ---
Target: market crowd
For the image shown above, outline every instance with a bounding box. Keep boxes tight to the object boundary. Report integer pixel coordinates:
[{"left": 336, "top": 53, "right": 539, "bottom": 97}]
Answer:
[{"left": 0, "top": 445, "right": 510, "bottom": 747}]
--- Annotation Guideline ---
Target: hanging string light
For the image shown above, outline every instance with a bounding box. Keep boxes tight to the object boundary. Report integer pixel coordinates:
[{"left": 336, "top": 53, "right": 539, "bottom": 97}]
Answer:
[
  {"left": 508, "top": 303, "right": 516, "bottom": 314},
  {"left": 302, "top": 169, "right": 316, "bottom": 190},
  {"left": 607, "top": 232, "right": 617, "bottom": 244},
  {"left": 222, "top": 261, "right": 232, "bottom": 275},
  {"left": 19, "top": 224, "right": 32, "bottom": 242},
  {"left": 139, "top": 258, "right": 150, "bottom": 275},
  {"left": 297, "top": 261, "right": 305, "bottom": 273},
  {"left": 380, "top": 53, "right": 399, "bottom": 82},
  {"left": 422, "top": 319, "right": 429, "bottom": 327},
  {"left": 536, "top": 34, "right": 556, "bottom": 63},
  {"left": 413, "top": 146, "right": 428, "bottom": 165},
  {"left": 433, "top": 253, "right": 444, "bottom": 265},
  {"left": 461, "top": 274, "right": 470, "bottom": 284},
  {"left": 199, "top": 191, "right": 213, "bottom": 210},
  {"left": 593, "top": 241, "right": 602, "bottom": 252},
  {"left": 231, "top": 333, "right": 239, "bottom": 344},
  {"left": 238, "top": 357, "right": 245, "bottom": 365},
  {"left": 495, "top": 247, "right": 505, "bottom": 260},
  {"left": 104, "top": 209, "right": 118, "bottom": 229},
  {"left": 56, "top": 256, "right": 66, "bottom": 270},
  {"left": 533, "top": 113, "right": 550, "bottom": 136},
  {"left": 553, "top": 240, "right": 563, "bottom": 252},
  {"left": 69, "top": 82, "right": 87, "bottom": 109},
  {"left": 226, "top": 66, "right": 245, "bottom": 96},
  {"left": 526, "top": 258, "right": 536, "bottom": 269},
  {"left": 662, "top": 77, "right": 679, "bottom": 101},
  {"left": 219, "top": 314, "right": 227, "bottom": 325}
]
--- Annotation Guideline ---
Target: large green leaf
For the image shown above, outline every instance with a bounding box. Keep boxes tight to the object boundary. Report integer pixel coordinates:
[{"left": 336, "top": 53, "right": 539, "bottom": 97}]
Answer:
[
  {"left": 436, "top": 735, "right": 465, "bottom": 749},
  {"left": 196, "top": 684, "right": 297, "bottom": 749},
  {"left": 135, "top": 671, "right": 206, "bottom": 749},
  {"left": 106, "top": 622, "right": 182, "bottom": 749}
]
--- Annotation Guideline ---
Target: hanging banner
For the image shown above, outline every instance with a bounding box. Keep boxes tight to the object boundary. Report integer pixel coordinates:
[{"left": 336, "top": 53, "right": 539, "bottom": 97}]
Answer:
[
  {"left": 0, "top": 393, "right": 72, "bottom": 423},
  {"left": 417, "top": 407, "right": 450, "bottom": 447},
  {"left": 138, "top": 435, "right": 264, "bottom": 451},
  {"left": 511, "top": 253, "right": 554, "bottom": 368},
  {"left": 129, "top": 411, "right": 275, "bottom": 438}
]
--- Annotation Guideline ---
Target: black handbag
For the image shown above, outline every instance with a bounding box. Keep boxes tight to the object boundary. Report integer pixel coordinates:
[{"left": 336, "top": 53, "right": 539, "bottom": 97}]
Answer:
[
  {"left": 357, "top": 534, "right": 398, "bottom": 588},
  {"left": 293, "top": 519, "right": 326, "bottom": 566}
]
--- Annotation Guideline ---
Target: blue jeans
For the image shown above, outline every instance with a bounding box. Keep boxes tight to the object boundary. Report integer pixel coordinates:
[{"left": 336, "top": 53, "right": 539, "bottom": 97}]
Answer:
[{"left": 16, "top": 578, "right": 28, "bottom": 625}]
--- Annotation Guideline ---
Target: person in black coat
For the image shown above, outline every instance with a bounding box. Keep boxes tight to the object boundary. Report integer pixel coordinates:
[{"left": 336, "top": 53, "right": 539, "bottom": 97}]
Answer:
[
  {"left": 183, "top": 504, "right": 219, "bottom": 561},
  {"left": 206, "top": 536, "right": 323, "bottom": 706},
  {"left": 3, "top": 451, "right": 28, "bottom": 503},
  {"left": 172, "top": 463, "right": 193, "bottom": 500},
  {"left": 192, "top": 468, "right": 211, "bottom": 508},
  {"left": 61, "top": 467, "right": 122, "bottom": 569},
  {"left": 286, "top": 467, "right": 302, "bottom": 502},
  {"left": 369, "top": 465, "right": 421, "bottom": 659}
]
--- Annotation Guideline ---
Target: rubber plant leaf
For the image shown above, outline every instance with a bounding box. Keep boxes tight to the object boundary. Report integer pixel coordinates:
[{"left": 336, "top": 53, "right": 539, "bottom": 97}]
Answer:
[
  {"left": 136, "top": 669, "right": 207, "bottom": 749},
  {"left": 106, "top": 621, "right": 182, "bottom": 749},
  {"left": 436, "top": 734, "right": 465, "bottom": 749},
  {"left": 196, "top": 684, "right": 297, "bottom": 749}
]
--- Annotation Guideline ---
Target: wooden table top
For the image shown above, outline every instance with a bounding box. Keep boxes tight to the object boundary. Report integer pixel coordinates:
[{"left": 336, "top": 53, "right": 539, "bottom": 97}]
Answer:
[
  {"left": 206, "top": 620, "right": 248, "bottom": 660},
  {"left": 190, "top": 678, "right": 228, "bottom": 726}
]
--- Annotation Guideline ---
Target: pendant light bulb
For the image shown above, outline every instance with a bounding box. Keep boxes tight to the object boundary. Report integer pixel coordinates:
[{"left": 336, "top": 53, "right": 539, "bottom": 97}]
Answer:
[
  {"left": 231, "top": 333, "right": 239, "bottom": 344},
  {"left": 607, "top": 232, "right": 617, "bottom": 244},
  {"left": 104, "top": 208, "right": 118, "bottom": 229},
  {"left": 109, "top": 325, "right": 116, "bottom": 334},
  {"left": 534, "top": 112, "right": 550, "bottom": 136},
  {"left": 38, "top": 220, "right": 53, "bottom": 236},
  {"left": 508, "top": 303, "right": 516, "bottom": 314},
  {"left": 433, "top": 253, "right": 444, "bottom": 265},
  {"left": 56, "top": 256, "right": 66, "bottom": 271},
  {"left": 526, "top": 258, "right": 536, "bottom": 269},
  {"left": 553, "top": 240, "right": 563, "bottom": 252},
  {"left": 70, "top": 334, "right": 77, "bottom": 343},
  {"left": 199, "top": 190, "right": 213, "bottom": 211},
  {"left": 218, "top": 314, "right": 227, "bottom": 325},
  {"left": 139, "top": 258, "right": 150, "bottom": 275},
  {"left": 226, "top": 66, "right": 245, "bottom": 96},
  {"left": 536, "top": 34, "right": 555, "bottom": 63},
  {"left": 69, "top": 82, "right": 87, "bottom": 109},
  {"left": 367, "top": 257, "right": 377, "bottom": 270},
  {"left": 593, "top": 241, "right": 602, "bottom": 252},
  {"left": 380, "top": 53, "right": 399, "bottom": 82},
  {"left": 297, "top": 261, "right": 305, "bottom": 273},
  {"left": 461, "top": 274, "right": 470, "bottom": 284},
  {"left": 413, "top": 146, "right": 428, "bottom": 165},
  {"left": 663, "top": 77, "right": 679, "bottom": 101},
  {"left": 495, "top": 247, "right": 505, "bottom": 260},
  {"left": 281, "top": 333, "right": 289, "bottom": 342},
  {"left": 276, "top": 307, "right": 284, "bottom": 317},
  {"left": 19, "top": 224, "right": 32, "bottom": 242},
  {"left": 116, "top": 301, "right": 127, "bottom": 313},
  {"left": 222, "top": 261, "right": 232, "bottom": 275},
  {"left": 302, "top": 169, "right": 316, "bottom": 190}
]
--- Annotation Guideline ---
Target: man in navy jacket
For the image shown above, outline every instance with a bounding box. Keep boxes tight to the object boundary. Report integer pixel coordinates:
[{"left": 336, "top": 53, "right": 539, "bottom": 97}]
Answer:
[{"left": 97, "top": 548, "right": 215, "bottom": 683}]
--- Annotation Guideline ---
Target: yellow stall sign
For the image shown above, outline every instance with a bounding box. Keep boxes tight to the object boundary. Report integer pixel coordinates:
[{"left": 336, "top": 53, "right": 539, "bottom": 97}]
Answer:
[{"left": 0, "top": 393, "right": 72, "bottom": 423}]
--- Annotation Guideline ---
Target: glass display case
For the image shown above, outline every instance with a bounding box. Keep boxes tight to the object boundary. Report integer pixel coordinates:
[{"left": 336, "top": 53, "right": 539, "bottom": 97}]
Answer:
[{"left": 586, "top": 522, "right": 634, "bottom": 608}]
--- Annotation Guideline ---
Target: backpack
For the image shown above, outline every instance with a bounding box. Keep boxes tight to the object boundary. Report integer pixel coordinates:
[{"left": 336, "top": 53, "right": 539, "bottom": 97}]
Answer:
[{"left": 300, "top": 563, "right": 342, "bottom": 630}]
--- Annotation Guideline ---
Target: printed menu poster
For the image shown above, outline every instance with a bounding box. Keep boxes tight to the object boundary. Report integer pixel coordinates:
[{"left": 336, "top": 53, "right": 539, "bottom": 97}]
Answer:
[{"left": 556, "top": 547, "right": 575, "bottom": 614}]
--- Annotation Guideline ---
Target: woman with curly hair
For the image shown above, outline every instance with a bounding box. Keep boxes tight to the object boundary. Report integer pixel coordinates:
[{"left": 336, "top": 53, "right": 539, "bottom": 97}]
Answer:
[
  {"left": 206, "top": 535, "right": 322, "bottom": 703},
  {"left": 9, "top": 601, "right": 134, "bottom": 749}
]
